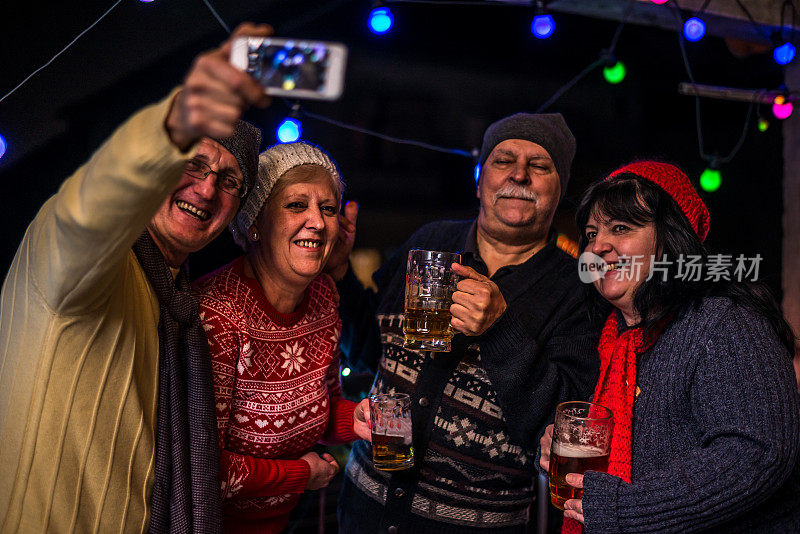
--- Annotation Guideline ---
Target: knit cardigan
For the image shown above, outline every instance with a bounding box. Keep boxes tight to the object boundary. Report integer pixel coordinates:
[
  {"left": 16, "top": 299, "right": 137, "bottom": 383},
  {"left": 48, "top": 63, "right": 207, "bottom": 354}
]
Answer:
[
  {"left": 337, "top": 219, "right": 600, "bottom": 534},
  {"left": 0, "top": 91, "right": 194, "bottom": 532},
  {"left": 583, "top": 297, "right": 800, "bottom": 533},
  {"left": 195, "top": 257, "right": 358, "bottom": 534}
]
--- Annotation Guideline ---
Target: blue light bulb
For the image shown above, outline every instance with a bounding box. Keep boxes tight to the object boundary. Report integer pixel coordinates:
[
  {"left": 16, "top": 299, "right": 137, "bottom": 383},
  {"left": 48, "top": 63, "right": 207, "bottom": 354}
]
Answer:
[
  {"left": 774, "top": 42, "right": 796, "bottom": 65},
  {"left": 0, "top": 134, "right": 6, "bottom": 160},
  {"left": 683, "top": 17, "right": 706, "bottom": 42},
  {"left": 531, "top": 14, "right": 555, "bottom": 39},
  {"left": 474, "top": 163, "right": 481, "bottom": 183},
  {"left": 276, "top": 118, "right": 302, "bottom": 143},
  {"left": 368, "top": 7, "right": 394, "bottom": 35}
]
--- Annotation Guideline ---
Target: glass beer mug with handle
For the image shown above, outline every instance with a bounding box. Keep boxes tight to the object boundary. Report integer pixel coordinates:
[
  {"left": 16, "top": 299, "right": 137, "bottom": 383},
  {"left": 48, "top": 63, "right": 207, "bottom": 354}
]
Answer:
[
  {"left": 403, "top": 249, "right": 461, "bottom": 352},
  {"left": 548, "top": 401, "right": 614, "bottom": 510},
  {"left": 369, "top": 393, "right": 414, "bottom": 471}
]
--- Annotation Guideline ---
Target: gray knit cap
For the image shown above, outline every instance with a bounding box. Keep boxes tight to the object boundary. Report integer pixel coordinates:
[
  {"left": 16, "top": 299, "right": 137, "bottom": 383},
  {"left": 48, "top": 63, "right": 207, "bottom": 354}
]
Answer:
[
  {"left": 212, "top": 119, "right": 261, "bottom": 199},
  {"left": 478, "top": 112, "right": 576, "bottom": 199},
  {"left": 230, "top": 141, "right": 344, "bottom": 249}
]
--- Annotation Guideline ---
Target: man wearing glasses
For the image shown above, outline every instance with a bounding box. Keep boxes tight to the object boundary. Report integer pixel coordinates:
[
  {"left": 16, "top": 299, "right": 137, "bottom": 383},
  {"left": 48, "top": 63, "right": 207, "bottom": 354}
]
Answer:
[{"left": 0, "top": 24, "right": 270, "bottom": 533}]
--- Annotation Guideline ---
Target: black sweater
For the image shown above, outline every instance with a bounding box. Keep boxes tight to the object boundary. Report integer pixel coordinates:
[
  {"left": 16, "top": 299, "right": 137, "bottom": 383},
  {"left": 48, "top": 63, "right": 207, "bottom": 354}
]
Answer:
[
  {"left": 583, "top": 297, "right": 800, "bottom": 533},
  {"left": 337, "top": 219, "right": 600, "bottom": 534}
]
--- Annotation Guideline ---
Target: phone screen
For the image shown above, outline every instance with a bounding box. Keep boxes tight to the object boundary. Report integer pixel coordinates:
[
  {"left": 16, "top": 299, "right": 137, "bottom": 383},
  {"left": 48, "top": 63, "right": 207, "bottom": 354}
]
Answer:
[{"left": 245, "top": 39, "right": 331, "bottom": 93}]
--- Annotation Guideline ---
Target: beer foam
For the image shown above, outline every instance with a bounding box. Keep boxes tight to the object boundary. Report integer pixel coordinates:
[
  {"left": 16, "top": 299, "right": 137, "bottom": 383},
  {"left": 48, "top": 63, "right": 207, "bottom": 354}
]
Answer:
[{"left": 552, "top": 442, "right": 605, "bottom": 458}]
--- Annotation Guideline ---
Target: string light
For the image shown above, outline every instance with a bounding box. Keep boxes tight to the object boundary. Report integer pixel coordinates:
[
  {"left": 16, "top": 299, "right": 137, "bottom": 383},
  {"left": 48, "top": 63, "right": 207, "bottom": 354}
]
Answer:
[
  {"left": 683, "top": 17, "right": 706, "bottom": 42},
  {"left": 276, "top": 117, "right": 302, "bottom": 143},
  {"left": 0, "top": 0, "right": 787, "bottom": 178},
  {"left": 772, "top": 94, "right": 794, "bottom": 119},
  {"left": 368, "top": 6, "right": 394, "bottom": 35},
  {"left": 531, "top": 14, "right": 555, "bottom": 39},
  {"left": 276, "top": 102, "right": 303, "bottom": 143},
  {"left": 0, "top": 0, "right": 124, "bottom": 104},
  {"left": 201, "top": 0, "right": 230, "bottom": 33},
  {"left": 531, "top": 1, "right": 555, "bottom": 39},
  {"left": 603, "top": 60, "right": 626, "bottom": 84},
  {"left": 774, "top": 42, "right": 796, "bottom": 65},
  {"left": 700, "top": 167, "right": 721, "bottom": 192}
]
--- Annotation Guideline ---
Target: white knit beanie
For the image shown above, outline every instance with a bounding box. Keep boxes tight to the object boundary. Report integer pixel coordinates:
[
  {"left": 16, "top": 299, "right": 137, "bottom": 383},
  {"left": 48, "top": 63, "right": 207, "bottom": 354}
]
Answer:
[{"left": 230, "top": 141, "right": 343, "bottom": 249}]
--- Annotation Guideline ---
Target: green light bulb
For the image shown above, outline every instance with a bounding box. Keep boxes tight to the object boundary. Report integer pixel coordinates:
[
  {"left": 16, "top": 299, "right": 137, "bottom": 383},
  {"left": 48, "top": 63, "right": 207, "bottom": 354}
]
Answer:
[
  {"left": 758, "top": 118, "right": 769, "bottom": 132},
  {"left": 700, "top": 168, "right": 721, "bottom": 193},
  {"left": 603, "top": 61, "right": 626, "bottom": 84}
]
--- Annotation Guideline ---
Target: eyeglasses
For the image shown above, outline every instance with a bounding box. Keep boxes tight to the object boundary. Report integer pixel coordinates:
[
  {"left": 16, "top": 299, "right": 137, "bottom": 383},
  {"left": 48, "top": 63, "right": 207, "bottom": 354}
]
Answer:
[{"left": 183, "top": 159, "right": 247, "bottom": 198}]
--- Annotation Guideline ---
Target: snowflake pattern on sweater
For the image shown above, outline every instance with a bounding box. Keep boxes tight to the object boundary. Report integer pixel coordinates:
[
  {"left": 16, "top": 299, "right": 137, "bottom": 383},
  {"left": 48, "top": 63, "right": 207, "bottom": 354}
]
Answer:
[{"left": 195, "top": 257, "right": 357, "bottom": 532}]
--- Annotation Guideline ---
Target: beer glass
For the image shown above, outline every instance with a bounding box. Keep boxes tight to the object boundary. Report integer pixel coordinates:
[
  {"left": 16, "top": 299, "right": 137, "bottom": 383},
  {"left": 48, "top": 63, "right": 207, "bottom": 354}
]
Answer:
[
  {"left": 548, "top": 401, "right": 613, "bottom": 510},
  {"left": 369, "top": 393, "right": 414, "bottom": 471},
  {"left": 403, "top": 249, "right": 461, "bottom": 352}
]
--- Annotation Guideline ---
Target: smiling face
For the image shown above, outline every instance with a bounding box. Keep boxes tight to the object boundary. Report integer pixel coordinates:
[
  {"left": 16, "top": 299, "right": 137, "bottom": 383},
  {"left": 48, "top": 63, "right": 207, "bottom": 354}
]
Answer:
[
  {"left": 584, "top": 208, "right": 658, "bottom": 325},
  {"left": 147, "top": 138, "right": 242, "bottom": 266},
  {"left": 477, "top": 139, "right": 561, "bottom": 245},
  {"left": 250, "top": 165, "right": 339, "bottom": 289}
]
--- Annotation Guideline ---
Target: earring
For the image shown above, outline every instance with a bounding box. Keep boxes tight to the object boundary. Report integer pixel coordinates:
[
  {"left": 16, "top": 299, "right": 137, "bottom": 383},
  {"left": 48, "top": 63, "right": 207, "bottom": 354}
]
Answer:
[{"left": 249, "top": 228, "right": 260, "bottom": 242}]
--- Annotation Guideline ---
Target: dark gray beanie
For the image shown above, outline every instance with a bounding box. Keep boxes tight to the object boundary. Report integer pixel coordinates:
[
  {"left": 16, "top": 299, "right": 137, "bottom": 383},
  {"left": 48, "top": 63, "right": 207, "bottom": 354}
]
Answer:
[
  {"left": 478, "top": 112, "right": 576, "bottom": 198},
  {"left": 213, "top": 120, "right": 261, "bottom": 199}
]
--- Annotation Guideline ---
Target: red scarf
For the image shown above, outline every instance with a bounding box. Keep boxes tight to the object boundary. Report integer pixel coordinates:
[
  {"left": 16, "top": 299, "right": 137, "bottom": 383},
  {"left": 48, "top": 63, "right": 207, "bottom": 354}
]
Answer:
[{"left": 561, "top": 312, "right": 666, "bottom": 534}]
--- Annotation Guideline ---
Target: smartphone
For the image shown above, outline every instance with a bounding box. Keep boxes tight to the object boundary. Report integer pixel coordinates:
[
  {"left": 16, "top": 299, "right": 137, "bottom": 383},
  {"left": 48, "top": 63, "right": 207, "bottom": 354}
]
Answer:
[{"left": 230, "top": 37, "right": 348, "bottom": 101}]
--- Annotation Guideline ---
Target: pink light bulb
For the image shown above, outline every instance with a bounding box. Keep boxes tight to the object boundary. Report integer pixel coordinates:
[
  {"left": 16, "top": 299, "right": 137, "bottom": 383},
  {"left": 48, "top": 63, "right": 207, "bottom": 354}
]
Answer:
[
  {"left": 651, "top": 0, "right": 669, "bottom": 4},
  {"left": 773, "top": 101, "right": 794, "bottom": 120}
]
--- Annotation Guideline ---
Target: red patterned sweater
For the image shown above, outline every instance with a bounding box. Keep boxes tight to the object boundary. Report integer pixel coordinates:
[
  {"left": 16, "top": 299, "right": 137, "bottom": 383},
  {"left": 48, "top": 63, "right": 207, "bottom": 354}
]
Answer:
[{"left": 194, "top": 257, "right": 358, "bottom": 533}]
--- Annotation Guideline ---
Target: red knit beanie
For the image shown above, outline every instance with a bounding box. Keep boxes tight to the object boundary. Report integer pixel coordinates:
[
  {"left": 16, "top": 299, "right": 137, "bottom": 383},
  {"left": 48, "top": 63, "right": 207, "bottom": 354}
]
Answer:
[{"left": 607, "top": 161, "right": 711, "bottom": 242}]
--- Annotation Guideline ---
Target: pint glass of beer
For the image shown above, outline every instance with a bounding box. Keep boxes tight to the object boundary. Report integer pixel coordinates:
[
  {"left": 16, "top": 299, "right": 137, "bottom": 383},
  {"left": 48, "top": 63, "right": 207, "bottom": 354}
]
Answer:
[
  {"left": 548, "top": 401, "right": 613, "bottom": 510},
  {"left": 403, "top": 249, "right": 461, "bottom": 352},
  {"left": 369, "top": 393, "right": 414, "bottom": 470}
]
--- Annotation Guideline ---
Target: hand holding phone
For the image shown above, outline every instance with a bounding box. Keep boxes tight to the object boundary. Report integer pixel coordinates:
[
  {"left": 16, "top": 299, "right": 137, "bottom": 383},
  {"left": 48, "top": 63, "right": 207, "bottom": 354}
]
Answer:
[
  {"left": 230, "top": 37, "right": 348, "bottom": 101},
  {"left": 167, "top": 23, "right": 273, "bottom": 150}
]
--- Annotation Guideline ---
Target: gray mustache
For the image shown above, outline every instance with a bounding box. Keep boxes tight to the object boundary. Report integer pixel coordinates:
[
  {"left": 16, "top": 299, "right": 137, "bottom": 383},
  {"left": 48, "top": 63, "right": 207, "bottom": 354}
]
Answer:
[{"left": 492, "top": 184, "right": 537, "bottom": 204}]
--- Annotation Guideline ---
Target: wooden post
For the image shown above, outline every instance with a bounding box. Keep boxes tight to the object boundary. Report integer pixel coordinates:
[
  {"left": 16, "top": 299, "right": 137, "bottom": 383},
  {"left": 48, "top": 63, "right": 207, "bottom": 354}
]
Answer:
[{"left": 783, "top": 61, "right": 800, "bottom": 391}]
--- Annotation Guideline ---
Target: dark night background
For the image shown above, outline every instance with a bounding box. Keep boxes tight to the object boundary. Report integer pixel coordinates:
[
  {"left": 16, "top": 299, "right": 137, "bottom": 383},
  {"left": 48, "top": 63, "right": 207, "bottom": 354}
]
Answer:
[
  {"left": 0, "top": 2, "right": 790, "bottom": 530},
  {"left": 0, "top": 0, "right": 786, "bottom": 297}
]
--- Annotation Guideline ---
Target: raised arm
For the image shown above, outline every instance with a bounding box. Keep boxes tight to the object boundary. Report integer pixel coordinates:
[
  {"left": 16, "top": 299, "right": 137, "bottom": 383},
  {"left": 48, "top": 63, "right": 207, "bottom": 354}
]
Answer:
[
  {"left": 25, "top": 93, "right": 191, "bottom": 314},
  {"left": 25, "top": 23, "right": 271, "bottom": 315}
]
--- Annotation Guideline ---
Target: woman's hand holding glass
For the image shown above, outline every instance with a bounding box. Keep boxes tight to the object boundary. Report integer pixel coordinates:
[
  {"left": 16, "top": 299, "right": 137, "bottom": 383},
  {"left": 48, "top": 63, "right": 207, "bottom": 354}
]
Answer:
[
  {"left": 353, "top": 398, "right": 372, "bottom": 442},
  {"left": 540, "top": 421, "right": 590, "bottom": 524},
  {"left": 539, "top": 423, "right": 553, "bottom": 472},
  {"left": 563, "top": 474, "right": 585, "bottom": 524}
]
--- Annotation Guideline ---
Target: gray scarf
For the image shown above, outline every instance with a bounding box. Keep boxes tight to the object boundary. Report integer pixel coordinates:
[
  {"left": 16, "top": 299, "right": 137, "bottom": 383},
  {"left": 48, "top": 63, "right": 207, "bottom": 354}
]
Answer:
[{"left": 133, "top": 231, "right": 220, "bottom": 533}]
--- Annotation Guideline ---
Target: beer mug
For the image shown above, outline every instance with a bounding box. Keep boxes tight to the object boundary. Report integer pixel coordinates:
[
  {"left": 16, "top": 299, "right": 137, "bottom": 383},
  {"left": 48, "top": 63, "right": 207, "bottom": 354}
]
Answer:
[
  {"left": 548, "top": 401, "right": 613, "bottom": 510},
  {"left": 403, "top": 249, "right": 461, "bottom": 352},
  {"left": 369, "top": 393, "right": 414, "bottom": 471}
]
